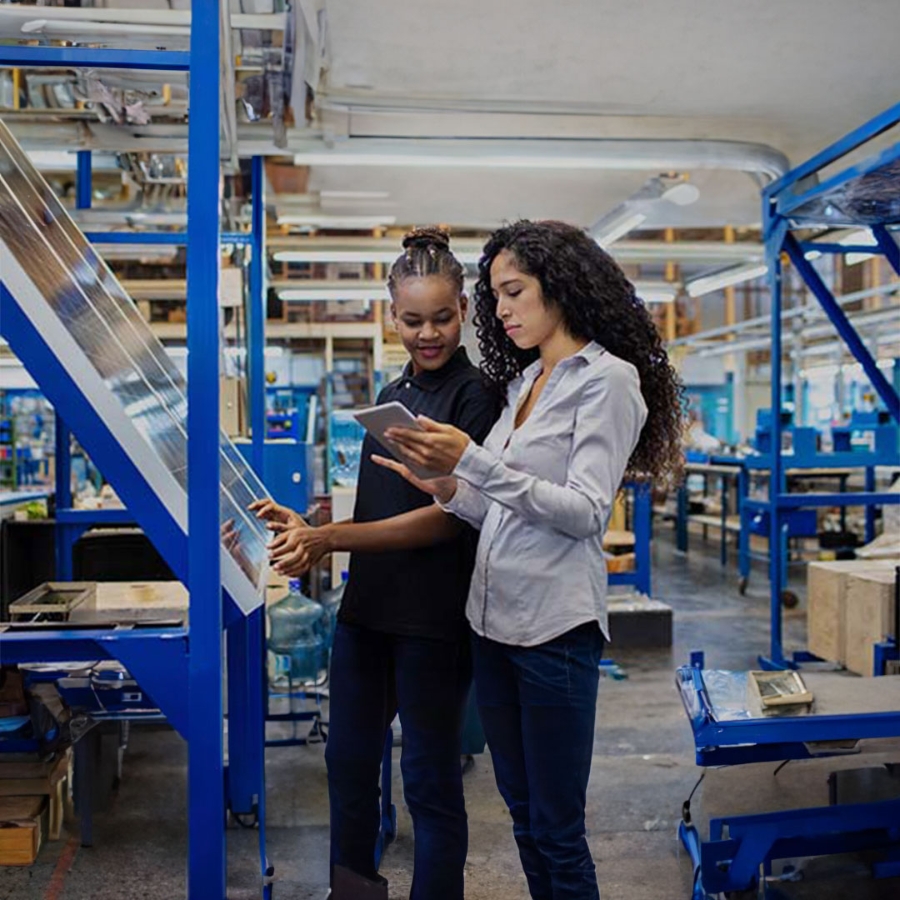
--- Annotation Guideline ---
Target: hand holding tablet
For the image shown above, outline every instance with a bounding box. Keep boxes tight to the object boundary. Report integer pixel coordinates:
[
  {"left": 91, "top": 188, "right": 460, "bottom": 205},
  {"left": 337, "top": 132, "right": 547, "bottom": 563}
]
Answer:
[{"left": 353, "top": 401, "right": 446, "bottom": 480}]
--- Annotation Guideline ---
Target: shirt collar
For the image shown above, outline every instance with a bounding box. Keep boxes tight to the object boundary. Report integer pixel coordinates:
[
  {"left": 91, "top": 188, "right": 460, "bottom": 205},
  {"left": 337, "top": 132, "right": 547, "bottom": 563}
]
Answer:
[
  {"left": 402, "top": 346, "right": 471, "bottom": 392},
  {"left": 522, "top": 341, "right": 606, "bottom": 380}
]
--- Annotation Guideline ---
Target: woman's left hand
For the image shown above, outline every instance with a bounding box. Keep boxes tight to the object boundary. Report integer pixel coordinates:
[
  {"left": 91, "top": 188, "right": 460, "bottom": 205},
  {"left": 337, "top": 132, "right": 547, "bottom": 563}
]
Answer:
[{"left": 384, "top": 416, "right": 470, "bottom": 476}]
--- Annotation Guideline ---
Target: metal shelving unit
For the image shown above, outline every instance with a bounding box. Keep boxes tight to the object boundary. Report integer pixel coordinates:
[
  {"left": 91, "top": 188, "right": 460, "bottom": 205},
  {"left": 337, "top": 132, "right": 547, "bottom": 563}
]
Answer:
[
  {"left": 0, "top": 6, "right": 272, "bottom": 896},
  {"left": 760, "top": 102, "right": 900, "bottom": 670}
]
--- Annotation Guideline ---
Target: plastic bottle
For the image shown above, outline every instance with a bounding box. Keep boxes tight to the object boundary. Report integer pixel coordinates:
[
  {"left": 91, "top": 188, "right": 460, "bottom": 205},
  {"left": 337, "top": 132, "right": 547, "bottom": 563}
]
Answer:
[
  {"left": 318, "top": 571, "right": 348, "bottom": 653},
  {"left": 267, "top": 579, "right": 328, "bottom": 688}
]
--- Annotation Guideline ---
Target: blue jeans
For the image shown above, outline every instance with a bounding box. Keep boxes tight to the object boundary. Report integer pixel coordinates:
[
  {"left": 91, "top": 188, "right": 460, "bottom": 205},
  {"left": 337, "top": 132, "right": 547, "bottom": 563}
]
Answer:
[
  {"left": 473, "top": 622, "right": 604, "bottom": 900},
  {"left": 325, "top": 622, "right": 470, "bottom": 900}
]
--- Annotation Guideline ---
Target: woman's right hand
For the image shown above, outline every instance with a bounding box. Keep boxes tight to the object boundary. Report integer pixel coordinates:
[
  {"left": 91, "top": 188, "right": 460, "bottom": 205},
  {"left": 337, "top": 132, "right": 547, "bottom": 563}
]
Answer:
[
  {"left": 248, "top": 498, "right": 305, "bottom": 529},
  {"left": 371, "top": 454, "right": 458, "bottom": 504}
]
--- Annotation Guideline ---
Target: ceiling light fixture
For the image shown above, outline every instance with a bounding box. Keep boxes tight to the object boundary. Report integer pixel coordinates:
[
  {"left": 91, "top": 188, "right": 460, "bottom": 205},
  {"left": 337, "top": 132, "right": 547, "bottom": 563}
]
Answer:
[
  {"left": 275, "top": 214, "right": 397, "bottom": 229},
  {"left": 278, "top": 287, "right": 388, "bottom": 302},
  {"left": 687, "top": 263, "right": 769, "bottom": 298}
]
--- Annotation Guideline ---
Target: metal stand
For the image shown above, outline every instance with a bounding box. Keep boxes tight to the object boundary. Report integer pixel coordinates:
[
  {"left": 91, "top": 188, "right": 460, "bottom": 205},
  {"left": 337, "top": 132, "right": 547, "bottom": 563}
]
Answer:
[
  {"left": 760, "top": 103, "right": 900, "bottom": 669},
  {"left": 0, "top": 9, "right": 270, "bottom": 896}
]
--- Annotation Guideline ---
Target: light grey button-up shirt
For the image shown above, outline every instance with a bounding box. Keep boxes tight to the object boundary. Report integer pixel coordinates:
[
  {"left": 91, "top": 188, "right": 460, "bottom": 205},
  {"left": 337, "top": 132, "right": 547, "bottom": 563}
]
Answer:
[{"left": 443, "top": 341, "right": 647, "bottom": 647}]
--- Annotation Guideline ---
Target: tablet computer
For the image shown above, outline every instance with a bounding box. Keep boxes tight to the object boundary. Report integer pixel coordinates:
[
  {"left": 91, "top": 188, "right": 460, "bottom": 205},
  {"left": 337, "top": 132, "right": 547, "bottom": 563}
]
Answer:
[{"left": 353, "top": 401, "right": 444, "bottom": 480}]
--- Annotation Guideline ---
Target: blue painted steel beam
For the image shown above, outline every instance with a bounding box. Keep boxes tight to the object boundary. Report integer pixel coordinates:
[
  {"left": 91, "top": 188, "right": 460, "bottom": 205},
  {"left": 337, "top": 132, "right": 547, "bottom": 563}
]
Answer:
[
  {"left": 84, "top": 231, "right": 251, "bottom": 246},
  {"left": 766, "top": 219, "right": 787, "bottom": 665},
  {"left": 632, "top": 481, "right": 652, "bottom": 596},
  {"left": 56, "top": 508, "right": 135, "bottom": 525},
  {"left": 225, "top": 607, "right": 265, "bottom": 816},
  {"left": 76, "top": 151, "right": 92, "bottom": 211},
  {"left": 764, "top": 102, "right": 900, "bottom": 199},
  {"left": 186, "top": 0, "right": 226, "bottom": 894},
  {"left": 248, "top": 156, "right": 266, "bottom": 477},
  {"left": 785, "top": 233, "right": 900, "bottom": 421},
  {"left": 0, "top": 627, "right": 190, "bottom": 737},
  {"left": 0, "top": 47, "right": 190, "bottom": 71}
]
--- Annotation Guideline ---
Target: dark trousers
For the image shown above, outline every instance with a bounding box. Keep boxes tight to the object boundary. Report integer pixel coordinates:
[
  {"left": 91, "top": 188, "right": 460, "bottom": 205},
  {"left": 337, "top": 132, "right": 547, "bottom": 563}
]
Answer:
[
  {"left": 473, "top": 622, "right": 605, "bottom": 900},
  {"left": 325, "top": 622, "right": 470, "bottom": 900}
]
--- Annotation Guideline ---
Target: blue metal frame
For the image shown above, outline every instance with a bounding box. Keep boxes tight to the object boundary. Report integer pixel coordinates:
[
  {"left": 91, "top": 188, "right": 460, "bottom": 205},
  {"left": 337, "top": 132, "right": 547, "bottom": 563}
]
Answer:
[
  {"left": 0, "top": 8, "right": 265, "bottom": 896},
  {"left": 248, "top": 156, "right": 267, "bottom": 478},
  {"left": 607, "top": 481, "right": 652, "bottom": 595},
  {"left": 760, "top": 105, "right": 900, "bottom": 668},
  {"left": 0, "top": 47, "right": 190, "bottom": 71},
  {"left": 677, "top": 656, "right": 900, "bottom": 897},
  {"left": 84, "top": 231, "right": 251, "bottom": 245}
]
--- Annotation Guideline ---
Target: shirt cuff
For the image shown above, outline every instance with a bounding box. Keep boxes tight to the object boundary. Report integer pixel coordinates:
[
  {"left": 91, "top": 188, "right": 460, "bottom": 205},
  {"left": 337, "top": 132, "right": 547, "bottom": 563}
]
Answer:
[
  {"left": 438, "top": 478, "right": 480, "bottom": 521},
  {"left": 453, "top": 439, "right": 497, "bottom": 488}
]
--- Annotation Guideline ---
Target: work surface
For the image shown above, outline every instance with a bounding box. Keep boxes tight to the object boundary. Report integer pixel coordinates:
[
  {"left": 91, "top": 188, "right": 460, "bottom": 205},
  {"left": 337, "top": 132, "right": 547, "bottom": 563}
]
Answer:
[{"left": 703, "top": 670, "right": 900, "bottom": 722}]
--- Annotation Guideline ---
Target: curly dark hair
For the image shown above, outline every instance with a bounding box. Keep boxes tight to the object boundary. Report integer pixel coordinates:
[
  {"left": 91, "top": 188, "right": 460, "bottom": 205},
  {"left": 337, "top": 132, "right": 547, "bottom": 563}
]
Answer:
[{"left": 473, "top": 220, "right": 684, "bottom": 485}]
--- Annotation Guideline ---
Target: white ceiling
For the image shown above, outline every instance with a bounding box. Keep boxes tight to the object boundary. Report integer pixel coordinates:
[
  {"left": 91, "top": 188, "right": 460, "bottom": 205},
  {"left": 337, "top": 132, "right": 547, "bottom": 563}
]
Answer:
[{"left": 304, "top": 0, "right": 900, "bottom": 230}]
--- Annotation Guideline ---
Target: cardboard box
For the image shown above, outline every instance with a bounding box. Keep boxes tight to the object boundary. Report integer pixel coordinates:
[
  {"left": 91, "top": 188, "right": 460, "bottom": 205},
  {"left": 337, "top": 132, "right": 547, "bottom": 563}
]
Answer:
[
  {"left": 220, "top": 376, "right": 247, "bottom": 438},
  {"left": 0, "top": 751, "right": 70, "bottom": 799},
  {"left": 807, "top": 559, "right": 899, "bottom": 667},
  {"left": 0, "top": 796, "right": 46, "bottom": 866},
  {"left": 845, "top": 568, "right": 899, "bottom": 676},
  {"left": 807, "top": 561, "right": 865, "bottom": 664}
]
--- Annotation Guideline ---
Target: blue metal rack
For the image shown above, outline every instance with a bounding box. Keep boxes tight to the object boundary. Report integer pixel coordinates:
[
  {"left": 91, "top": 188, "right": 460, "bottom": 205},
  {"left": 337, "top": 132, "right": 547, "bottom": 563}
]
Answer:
[
  {"left": 676, "top": 654, "right": 900, "bottom": 898},
  {"left": 0, "top": 12, "right": 270, "bottom": 898},
  {"left": 760, "top": 103, "right": 900, "bottom": 669},
  {"left": 609, "top": 481, "right": 653, "bottom": 596}
]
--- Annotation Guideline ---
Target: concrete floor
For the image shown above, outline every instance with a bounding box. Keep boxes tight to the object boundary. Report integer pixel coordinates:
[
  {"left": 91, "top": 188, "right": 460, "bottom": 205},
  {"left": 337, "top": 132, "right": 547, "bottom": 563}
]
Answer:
[{"left": 2, "top": 533, "right": 899, "bottom": 900}]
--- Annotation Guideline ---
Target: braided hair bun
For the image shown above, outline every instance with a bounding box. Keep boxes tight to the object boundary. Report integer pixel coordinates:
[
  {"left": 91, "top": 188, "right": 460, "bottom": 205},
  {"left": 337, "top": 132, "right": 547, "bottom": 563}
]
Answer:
[
  {"left": 402, "top": 226, "right": 452, "bottom": 253},
  {"left": 388, "top": 226, "right": 464, "bottom": 297}
]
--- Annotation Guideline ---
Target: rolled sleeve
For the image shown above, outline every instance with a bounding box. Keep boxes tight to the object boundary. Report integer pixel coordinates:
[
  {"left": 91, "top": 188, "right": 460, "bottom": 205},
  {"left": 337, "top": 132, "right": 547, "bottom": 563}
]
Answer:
[{"left": 452, "top": 363, "right": 647, "bottom": 539}]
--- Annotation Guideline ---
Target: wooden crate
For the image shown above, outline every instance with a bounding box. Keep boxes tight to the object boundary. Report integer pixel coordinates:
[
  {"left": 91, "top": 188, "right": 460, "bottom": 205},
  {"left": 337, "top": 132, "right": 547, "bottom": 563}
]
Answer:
[
  {"left": 845, "top": 568, "right": 899, "bottom": 676},
  {"left": 0, "top": 749, "right": 70, "bottom": 842},
  {"left": 0, "top": 796, "right": 46, "bottom": 866}
]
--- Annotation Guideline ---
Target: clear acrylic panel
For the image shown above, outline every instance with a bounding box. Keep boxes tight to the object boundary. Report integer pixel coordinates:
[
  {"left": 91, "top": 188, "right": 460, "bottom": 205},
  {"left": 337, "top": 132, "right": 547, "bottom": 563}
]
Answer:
[{"left": 0, "top": 120, "right": 270, "bottom": 594}]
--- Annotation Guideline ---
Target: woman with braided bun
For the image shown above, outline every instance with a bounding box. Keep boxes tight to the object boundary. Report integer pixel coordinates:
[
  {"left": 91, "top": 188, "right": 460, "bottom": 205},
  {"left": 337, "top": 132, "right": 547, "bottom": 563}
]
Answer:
[
  {"left": 375, "top": 220, "right": 684, "bottom": 900},
  {"left": 251, "top": 227, "right": 499, "bottom": 900}
]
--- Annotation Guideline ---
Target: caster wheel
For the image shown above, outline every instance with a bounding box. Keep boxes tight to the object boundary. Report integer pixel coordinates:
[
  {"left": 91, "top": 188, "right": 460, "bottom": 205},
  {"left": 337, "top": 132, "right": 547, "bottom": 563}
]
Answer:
[
  {"left": 738, "top": 576, "right": 748, "bottom": 596},
  {"left": 781, "top": 590, "right": 800, "bottom": 609}
]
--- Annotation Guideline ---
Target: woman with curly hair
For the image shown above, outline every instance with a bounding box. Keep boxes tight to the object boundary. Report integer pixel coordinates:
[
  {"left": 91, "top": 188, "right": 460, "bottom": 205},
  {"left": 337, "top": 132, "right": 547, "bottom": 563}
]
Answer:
[{"left": 376, "top": 219, "right": 683, "bottom": 900}]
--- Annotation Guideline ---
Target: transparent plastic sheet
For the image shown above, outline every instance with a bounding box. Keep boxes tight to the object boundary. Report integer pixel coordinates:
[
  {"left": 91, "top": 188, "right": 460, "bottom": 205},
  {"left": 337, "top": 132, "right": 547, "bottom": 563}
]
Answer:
[
  {"left": 701, "top": 670, "right": 761, "bottom": 721},
  {"left": 0, "top": 120, "right": 270, "bottom": 594},
  {"left": 786, "top": 158, "right": 900, "bottom": 227}
]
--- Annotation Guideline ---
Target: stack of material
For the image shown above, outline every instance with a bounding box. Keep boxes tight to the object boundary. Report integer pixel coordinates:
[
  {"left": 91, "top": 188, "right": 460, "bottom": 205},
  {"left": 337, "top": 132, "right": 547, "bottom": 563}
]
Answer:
[
  {"left": 0, "top": 749, "right": 70, "bottom": 865},
  {"left": 807, "top": 558, "right": 899, "bottom": 675}
]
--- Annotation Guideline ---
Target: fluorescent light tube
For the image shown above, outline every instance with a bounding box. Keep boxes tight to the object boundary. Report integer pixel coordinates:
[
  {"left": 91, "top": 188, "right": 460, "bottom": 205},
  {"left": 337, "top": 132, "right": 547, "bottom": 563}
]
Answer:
[{"left": 687, "top": 263, "right": 769, "bottom": 298}]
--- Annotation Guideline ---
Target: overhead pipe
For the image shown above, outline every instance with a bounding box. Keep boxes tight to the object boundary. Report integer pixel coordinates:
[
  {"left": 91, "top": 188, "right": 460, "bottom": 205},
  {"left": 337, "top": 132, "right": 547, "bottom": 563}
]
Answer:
[
  {"left": 0, "top": 6, "right": 285, "bottom": 32},
  {"left": 290, "top": 137, "right": 789, "bottom": 182}
]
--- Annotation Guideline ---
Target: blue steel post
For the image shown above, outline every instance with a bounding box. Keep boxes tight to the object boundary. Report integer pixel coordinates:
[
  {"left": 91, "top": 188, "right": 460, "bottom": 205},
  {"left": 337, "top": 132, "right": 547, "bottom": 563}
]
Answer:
[
  {"left": 766, "top": 221, "right": 786, "bottom": 667},
  {"left": 55, "top": 151, "right": 93, "bottom": 577},
  {"left": 76, "top": 151, "right": 92, "bottom": 210},
  {"left": 53, "top": 420, "right": 73, "bottom": 579},
  {"left": 224, "top": 157, "right": 267, "bottom": 828},
  {"left": 248, "top": 155, "right": 266, "bottom": 478},
  {"left": 633, "top": 482, "right": 652, "bottom": 596},
  {"left": 186, "top": 0, "right": 225, "bottom": 895}
]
